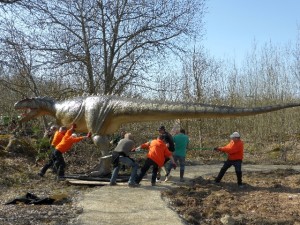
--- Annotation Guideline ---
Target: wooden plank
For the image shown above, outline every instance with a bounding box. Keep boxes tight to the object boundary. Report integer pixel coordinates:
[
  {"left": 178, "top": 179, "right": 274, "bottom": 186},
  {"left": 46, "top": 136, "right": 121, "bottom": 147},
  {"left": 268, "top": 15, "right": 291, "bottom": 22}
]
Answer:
[{"left": 67, "top": 179, "right": 128, "bottom": 186}]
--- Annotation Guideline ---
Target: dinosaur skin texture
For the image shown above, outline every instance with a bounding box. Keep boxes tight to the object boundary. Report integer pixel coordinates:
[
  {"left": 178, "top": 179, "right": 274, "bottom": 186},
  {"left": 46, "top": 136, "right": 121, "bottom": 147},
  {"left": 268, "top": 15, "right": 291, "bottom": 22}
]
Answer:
[
  {"left": 14, "top": 95, "right": 300, "bottom": 137},
  {"left": 14, "top": 95, "right": 300, "bottom": 176}
]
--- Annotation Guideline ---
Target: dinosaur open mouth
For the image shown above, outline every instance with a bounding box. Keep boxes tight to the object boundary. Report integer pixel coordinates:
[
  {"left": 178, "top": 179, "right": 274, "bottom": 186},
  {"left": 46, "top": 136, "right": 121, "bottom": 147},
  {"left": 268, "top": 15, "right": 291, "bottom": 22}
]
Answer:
[
  {"left": 16, "top": 108, "right": 34, "bottom": 118},
  {"left": 16, "top": 108, "right": 28, "bottom": 113},
  {"left": 22, "top": 109, "right": 31, "bottom": 116}
]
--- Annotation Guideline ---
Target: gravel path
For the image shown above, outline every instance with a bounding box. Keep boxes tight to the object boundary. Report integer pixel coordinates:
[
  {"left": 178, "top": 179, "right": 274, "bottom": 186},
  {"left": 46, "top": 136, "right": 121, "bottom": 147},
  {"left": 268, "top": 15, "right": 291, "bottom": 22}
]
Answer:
[{"left": 72, "top": 164, "right": 300, "bottom": 225}]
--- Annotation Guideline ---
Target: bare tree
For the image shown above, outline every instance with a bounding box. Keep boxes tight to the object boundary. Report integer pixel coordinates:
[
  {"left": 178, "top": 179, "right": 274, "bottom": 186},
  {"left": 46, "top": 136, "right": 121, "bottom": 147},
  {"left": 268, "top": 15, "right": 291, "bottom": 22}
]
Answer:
[
  {"left": 0, "top": 19, "right": 66, "bottom": 127},
  {"left": 3, "top": 0, "right": 205, "bottom": 96}
]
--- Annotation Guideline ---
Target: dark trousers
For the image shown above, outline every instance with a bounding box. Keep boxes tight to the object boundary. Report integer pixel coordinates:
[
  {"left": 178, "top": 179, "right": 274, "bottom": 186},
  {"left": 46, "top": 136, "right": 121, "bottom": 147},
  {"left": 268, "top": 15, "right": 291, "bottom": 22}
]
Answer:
[
  {"left": 54, "top": 150, "right": 66, "bottom": 177},
  {"left": 215, "top": 160, "right": 242, "bottom": 185},
  {"left": 135, "top": 158, "right": 159, "bottom": 184},
  {"left": 40, "top": 148, "right": 57, "bottom": 175}
]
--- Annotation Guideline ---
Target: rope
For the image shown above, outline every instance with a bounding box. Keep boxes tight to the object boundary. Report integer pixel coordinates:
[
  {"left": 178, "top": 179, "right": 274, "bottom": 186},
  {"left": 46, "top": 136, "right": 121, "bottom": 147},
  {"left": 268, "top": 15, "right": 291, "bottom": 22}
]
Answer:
[
  {"left": 188, "top": 147, "right": 214, "bottom": 151},
  {"left": 70, "top": 102, "right": 85, "bottom": 125}
]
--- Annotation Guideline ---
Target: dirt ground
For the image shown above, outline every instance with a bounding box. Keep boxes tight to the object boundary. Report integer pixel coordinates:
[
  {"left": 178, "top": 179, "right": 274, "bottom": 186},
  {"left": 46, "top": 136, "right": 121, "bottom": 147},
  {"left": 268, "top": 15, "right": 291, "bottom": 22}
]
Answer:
[
  {"left": 162, "top": 169, "right": 300, "bottom": 225},
  {"left": 2, "top": 134, "right": 300, "bottom": 224}
]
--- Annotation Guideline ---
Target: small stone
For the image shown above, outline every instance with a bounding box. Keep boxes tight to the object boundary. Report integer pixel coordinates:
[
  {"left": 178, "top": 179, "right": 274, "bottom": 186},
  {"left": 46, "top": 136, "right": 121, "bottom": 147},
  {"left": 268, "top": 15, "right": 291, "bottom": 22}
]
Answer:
[{"left": 220, "top": 214, "right": 235, "bottom": 225}]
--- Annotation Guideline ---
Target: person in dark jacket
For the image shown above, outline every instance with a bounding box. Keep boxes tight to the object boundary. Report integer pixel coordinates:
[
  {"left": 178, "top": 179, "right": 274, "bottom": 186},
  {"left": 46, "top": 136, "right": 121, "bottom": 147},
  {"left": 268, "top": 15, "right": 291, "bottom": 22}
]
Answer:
[
  {"left": 110, "top": 129, "right": 126, "bottom": 146},
  {"left": 156, "top": 125, "right": 175, "bottom": 181},
  {"left": 158, "top": 125, "right": 175, "bottom": 152}
]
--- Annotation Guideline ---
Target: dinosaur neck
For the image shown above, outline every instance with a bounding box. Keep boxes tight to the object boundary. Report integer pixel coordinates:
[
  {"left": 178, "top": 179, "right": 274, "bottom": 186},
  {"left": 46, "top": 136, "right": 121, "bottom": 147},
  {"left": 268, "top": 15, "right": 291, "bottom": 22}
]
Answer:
[{"left": 38, "top": 98, "right": 56, "bottom": 117}]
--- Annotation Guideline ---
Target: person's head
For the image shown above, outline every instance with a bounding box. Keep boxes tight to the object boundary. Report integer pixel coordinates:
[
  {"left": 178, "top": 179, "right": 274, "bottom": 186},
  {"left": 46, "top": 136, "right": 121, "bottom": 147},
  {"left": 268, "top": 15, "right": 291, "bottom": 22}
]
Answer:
[
  {"left": 180, "top": 128, "right": 185, "bottom": 134},
  {"left": 230, "top": 132, "right": 240, "bottom": 141},
  {"left": 50, "top": 125, "right": 58, "bottom": 132},
  {"left": 120, "top": 129, "right": 126, "bottom": 137},
  {"left": 171, "top": 127, "right": 180, "bottom": 135},
  {"left": 124, "top": 133, "right": 133, "bottom": 140},
  {"left": 157, "top": 134, "right": 166, "bottom": 142},
  {"left": 59, "top": 126, "right": 67, "bottom": 134},
  {"left": 71, "top": 133, "right": 77, "bottom": 137},
  {"left": 157, "top": 125, "right": 166, "bottom": 134}
]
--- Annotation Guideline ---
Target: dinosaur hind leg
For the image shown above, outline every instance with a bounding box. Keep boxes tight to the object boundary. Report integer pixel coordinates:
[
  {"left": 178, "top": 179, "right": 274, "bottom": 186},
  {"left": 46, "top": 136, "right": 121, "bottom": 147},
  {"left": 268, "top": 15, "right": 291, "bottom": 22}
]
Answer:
[{"left": 90, "top": 135, "right": 112, "bottom": 177}]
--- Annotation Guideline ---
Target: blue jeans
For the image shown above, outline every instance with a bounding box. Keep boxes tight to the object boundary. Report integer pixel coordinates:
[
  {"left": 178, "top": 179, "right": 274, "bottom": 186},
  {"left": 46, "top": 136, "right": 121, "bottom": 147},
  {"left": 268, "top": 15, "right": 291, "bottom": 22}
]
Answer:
[
  {"left": 166, "top": 155, "right": 185, "bottom": 174},
  {"left": 110, "top": 156, "right": 139, "bottom": 184}
]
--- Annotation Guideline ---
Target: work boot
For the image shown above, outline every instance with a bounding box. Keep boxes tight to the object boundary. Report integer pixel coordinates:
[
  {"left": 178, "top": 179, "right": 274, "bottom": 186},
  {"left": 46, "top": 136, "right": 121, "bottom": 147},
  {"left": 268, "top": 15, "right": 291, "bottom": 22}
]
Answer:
[
  {"left": 128, "top": 183, "right": 140, "bottom": 188},
  {"left": 215, "top": 168, "right": 227, "bottom": 183},
  {"left": 180, "top": 170, "right": 185, "bottom": 182},
  {"left": 236, "top": 171, "right": 242, "bottom": 186},
  {"left": 164, "top": 175, "right": 172, "bottom": 182},
  {"left": 57, "top": 176, "right": 66, "bottom": 181},
  {"left": 38, "top": 172, "right": 44, "bottom": 177},
  {"left": 156, "top": 171, "right": 161, "bottom": 180}
]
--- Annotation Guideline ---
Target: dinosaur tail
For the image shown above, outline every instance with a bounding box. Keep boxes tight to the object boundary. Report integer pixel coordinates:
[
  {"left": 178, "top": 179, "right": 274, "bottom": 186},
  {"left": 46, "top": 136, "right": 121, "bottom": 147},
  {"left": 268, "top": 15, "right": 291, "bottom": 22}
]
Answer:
[{"left": 114, "top": 100, "right": 300, "bottom": 123}]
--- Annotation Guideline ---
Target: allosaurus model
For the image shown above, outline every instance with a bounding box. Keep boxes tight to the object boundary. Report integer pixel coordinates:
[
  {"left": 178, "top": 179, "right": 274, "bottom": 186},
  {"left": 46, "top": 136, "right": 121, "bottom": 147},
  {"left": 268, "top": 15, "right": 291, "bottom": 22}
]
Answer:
[{"left": 14, "top": 95, "right": 300, "bottom": 175}]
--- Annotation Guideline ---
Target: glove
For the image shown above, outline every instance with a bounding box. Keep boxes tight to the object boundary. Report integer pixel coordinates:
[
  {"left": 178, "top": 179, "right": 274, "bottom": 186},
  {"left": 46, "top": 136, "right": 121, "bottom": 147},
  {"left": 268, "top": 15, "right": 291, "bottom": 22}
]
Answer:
[
  {"left": 131, "top": 147, "right": 140, "bottom": 152},
  {"left": 87, "top": 132, "right": 92, "bottom": 138},
  {"left": 172, "top": 163, "right": 177, "bottom": 170},
  {"left": 71, "top": 124, "right": 77, "bottom": 129}
]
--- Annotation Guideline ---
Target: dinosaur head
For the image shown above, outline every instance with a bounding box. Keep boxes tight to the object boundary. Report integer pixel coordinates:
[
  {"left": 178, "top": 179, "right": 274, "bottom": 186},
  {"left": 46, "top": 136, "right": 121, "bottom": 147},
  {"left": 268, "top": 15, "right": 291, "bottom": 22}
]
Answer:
[{"left": 14, "top": 97, "right": 55, "bottom": 122}]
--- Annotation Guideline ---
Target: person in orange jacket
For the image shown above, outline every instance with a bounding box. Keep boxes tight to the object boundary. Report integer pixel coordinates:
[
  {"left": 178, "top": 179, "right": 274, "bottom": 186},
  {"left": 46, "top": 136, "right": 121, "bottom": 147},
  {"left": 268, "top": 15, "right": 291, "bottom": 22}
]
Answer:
[
  {"left": 51, "top": 126, "right": 67, "bottom": 148},
  {"left": 38, "top": 126, "right": 68, "bottom": 177},
  {"left": 54, "top": 124, "right": 91, "bottom": 180},
  {"left": 135, "top": 134, "right": 176, "bottom": 186},
  {"left": 43, "top": 125, "right": 58, "bottom": 144},
  {"left": 214, "top": 131, "right": 244, "bottom": 187}
]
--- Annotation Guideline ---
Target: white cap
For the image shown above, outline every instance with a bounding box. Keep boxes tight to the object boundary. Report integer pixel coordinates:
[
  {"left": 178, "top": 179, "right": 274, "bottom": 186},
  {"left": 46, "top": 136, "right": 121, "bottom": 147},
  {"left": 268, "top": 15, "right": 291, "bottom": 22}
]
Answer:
[
  {"left": 50, "top": 125, "right": 58, "bottom": 130},
  {"left": 230, "top": 132, "right": 240, "bottom": 138}
]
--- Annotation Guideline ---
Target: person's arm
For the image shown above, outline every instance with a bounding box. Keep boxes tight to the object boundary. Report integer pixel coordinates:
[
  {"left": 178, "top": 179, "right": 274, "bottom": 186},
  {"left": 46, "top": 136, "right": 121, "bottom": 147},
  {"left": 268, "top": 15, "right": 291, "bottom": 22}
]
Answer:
[
  {"left": 169, "top": 155, "right": 176, "bottom": 164},
  {"left": 169, "top": 155, "right": 177, "bottom": 169},
  {"left": 219, "top": 141, "right": 243, "bottom": 154},
  {"left": 65, "top": 129, "right": 73, "bottom": 137},
  {"left": 215, "top": 141, "right": 232, "bottom": 152},
  {"left": 133, "top": 142, "right": 150, "bottom": 151},
  {"left": 72, "top": 132, "right": 92, "bottom": 143}
]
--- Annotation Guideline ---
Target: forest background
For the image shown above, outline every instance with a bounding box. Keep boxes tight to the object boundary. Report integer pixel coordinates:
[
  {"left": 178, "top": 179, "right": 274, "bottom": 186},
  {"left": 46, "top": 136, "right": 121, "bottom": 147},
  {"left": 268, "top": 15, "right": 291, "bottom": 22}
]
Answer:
[{"left": 1, "top": 0, "right": 300, "bottom": 163}]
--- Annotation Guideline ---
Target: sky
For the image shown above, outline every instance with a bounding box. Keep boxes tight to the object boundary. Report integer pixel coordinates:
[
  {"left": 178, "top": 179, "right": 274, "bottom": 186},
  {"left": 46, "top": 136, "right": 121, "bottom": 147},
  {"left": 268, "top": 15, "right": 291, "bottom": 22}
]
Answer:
[{"left": 203, "top": 0, "right": 300, "bottom": 64}]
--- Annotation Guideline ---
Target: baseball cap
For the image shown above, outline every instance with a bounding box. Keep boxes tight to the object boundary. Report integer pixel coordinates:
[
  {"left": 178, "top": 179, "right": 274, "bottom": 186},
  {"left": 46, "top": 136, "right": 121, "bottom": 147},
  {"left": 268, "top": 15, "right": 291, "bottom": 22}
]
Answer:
[
  {"left": 230, "top": 132, "right": 240, "bottom": 138},
  {"left": 50, "top": 125, "right": 58, "bottom": 131}
]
